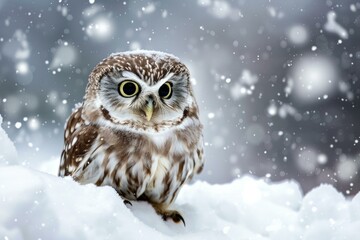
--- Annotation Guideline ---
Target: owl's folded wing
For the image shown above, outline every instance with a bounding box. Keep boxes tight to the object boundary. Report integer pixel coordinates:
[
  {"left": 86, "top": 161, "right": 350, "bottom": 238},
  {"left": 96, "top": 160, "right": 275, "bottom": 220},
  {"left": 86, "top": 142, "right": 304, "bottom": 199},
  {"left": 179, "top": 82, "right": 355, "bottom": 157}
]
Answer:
[{"left": 58, "top": 106, "right": 99, "bottom": 178}]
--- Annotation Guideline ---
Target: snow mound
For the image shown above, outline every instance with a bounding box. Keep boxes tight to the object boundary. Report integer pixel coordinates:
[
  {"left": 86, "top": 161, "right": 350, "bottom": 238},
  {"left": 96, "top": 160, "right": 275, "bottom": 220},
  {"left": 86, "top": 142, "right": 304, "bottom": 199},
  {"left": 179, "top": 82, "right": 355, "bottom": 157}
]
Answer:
[
  {"left": 0, "top": 115, "right": 17, "bottom": 166},
  {"left": 2, "top": 167, "right": 360, "bottom": 240},
  {"left": 1, "top": 116, "right": 360, "bottom": 240}
]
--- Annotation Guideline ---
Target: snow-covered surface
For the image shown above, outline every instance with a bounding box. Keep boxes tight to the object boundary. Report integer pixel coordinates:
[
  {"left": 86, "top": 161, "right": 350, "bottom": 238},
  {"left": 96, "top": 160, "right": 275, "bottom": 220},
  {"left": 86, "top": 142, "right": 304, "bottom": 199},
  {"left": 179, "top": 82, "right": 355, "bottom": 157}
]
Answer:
[
  {"left": 1, "top": 116, "right": 360, "bottom": 240},
  {"left": 0, "top": 115, "right": 17, "bottom": 165}
]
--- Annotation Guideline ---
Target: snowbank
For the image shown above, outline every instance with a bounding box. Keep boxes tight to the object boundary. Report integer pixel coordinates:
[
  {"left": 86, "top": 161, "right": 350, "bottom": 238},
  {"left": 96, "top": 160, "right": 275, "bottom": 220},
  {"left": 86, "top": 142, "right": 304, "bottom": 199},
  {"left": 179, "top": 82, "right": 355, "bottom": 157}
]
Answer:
[
  {"left": 1, "top": 118, "right": 360, "bottom": 240},
  {"left": 0, "top": 115, "right": 17, "bottom": 166}
]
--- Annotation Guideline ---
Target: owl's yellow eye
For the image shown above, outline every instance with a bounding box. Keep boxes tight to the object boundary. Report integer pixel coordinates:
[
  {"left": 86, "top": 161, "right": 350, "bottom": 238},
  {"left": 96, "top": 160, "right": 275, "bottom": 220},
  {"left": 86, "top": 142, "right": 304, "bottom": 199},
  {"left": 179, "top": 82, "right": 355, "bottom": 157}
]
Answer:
[
  {"left": 159, "top": 82, "right": 172, "bottom": 99},
  {"left": 119, "top": 80, "right": 140, "bottom": 98}
]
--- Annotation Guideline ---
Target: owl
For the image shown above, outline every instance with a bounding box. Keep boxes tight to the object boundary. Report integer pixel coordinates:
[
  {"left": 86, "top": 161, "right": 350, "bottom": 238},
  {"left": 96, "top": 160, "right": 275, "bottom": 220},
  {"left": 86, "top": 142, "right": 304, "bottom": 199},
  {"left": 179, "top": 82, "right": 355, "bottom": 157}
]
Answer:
[{"left": 58, "top": 50, "right": 204, "bottom": 225}]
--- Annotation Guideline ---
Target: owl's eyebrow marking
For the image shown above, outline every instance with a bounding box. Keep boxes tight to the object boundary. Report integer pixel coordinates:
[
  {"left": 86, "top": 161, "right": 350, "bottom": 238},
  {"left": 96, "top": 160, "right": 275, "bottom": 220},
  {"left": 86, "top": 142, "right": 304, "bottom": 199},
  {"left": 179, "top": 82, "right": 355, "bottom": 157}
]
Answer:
[
  {"left": 154, "top": 73, "right": 175, "bottom": 87},
  {"left": 121, "top": 70, "right": 141, "bottom": 81}
]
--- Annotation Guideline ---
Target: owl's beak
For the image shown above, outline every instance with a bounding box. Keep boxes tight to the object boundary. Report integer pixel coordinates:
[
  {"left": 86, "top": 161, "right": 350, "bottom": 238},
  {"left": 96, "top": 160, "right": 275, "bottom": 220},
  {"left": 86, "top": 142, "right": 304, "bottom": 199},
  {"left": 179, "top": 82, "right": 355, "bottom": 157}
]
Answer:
[{"left": 144, "top": 100, "right": 154, "bottom": 121}]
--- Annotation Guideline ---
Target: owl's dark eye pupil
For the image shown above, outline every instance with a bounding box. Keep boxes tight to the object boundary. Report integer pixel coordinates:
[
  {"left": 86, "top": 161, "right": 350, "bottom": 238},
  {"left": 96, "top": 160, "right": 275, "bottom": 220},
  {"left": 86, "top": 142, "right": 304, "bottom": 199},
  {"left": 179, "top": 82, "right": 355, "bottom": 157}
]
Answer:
[
  {"left": 123, "top": 82, "right": 136, "bottom": 95},
  {"left": 159, "top": 82, "right": 172, "bottom": 99},
  {"left": 159, "top": 85, "right": 169, "bottom": 97},
  {"left": 119, "top": 80, "right": 139, "bottom": 97}
]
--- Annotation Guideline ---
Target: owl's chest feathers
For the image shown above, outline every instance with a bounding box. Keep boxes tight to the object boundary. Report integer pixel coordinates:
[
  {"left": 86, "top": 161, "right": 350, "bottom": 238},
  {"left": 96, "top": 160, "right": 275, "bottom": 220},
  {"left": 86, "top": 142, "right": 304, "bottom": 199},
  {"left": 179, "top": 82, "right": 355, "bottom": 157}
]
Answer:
[
  {"left": 94, "top": 127, "right": 196, "bottom": 204},
  {"left": 145, "top": 132, "right": 183, "bottom": 187}
]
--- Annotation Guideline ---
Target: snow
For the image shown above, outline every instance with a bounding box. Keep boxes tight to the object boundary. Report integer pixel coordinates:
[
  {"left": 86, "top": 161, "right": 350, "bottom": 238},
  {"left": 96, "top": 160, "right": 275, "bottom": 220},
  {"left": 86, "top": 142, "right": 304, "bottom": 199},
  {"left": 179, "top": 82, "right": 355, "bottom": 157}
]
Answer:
[
  {"left": 1, "top": 116, "right": 360, "bottom": 239},
  {"left": 290, "top": 55, "right": 338, "bottom": 104},
  {"left": 197, "top": 0, "right": 242, "bottom": 21},
  {"left": 0, "top": 115, "right": 17, "bottom": 166},
  {"left": 287, "top": 25, "right": 309, "bottom": 45},
  {"left": 15, "top": 62, "right": 29, "bottom": 75},
  {"left": 324, "top": 11, "right": 349, "bottom": 39},
  {"left": 50, "top": 44, "right": 77, "bottom": 69},
  {"left": 2, "top": 166, "right": 360, "bottom": 240},
  {"left": 336, "top": 155, "right": 359, "bottom": 182},
  {"left": 2, "top": 29, "right": 33, "bottom": 85},
  {"left": 86, "top": 17, "right": 114, "bottom": 41},
  {"left": 83, "top": 4, "right": 102, "bottom": 18},
  {"left": 245, "top": 124, "right": 265, "bottom": 145},
  {"left": 142, "top": 3, "right": 156, "bottom": 15},
  {"left": 2, "top": 30, "right": 30, "bottom": 61},
  {"left": 267, "top": 102, "right": 302, "bottom": 120},
  {"left": 27, "top": 117, "right": 40, "bottom": 131},
  {"left": 230, "top": 70, "right": 258, "bottom": 100},
  {"left": 295, "top": 147, "right": 322, "bottom": 175},
  {"left": 110, "top": 50, "right": 180, "bottom": 63},
  {"left": 267, "top": 6, "right": 284, "bottom": 19}
]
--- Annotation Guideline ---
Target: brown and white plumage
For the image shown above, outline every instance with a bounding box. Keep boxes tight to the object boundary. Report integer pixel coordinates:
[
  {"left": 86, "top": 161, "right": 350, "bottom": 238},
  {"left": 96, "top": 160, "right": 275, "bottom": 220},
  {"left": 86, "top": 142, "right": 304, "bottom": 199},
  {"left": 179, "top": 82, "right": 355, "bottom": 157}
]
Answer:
[{"left": 58, "top": 50, "right": 204, "bottom": 223}]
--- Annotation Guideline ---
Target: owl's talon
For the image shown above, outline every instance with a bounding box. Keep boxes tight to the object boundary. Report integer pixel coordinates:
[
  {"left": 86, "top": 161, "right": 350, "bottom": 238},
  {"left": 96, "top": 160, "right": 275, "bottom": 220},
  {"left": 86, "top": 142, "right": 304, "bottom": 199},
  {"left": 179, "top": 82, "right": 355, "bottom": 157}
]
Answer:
[
  {"left": 123, "top": 199, "right": 132, "bottom": 206},
  {"left": 161, "top": 211, "right": 186, "bottom": 226}
]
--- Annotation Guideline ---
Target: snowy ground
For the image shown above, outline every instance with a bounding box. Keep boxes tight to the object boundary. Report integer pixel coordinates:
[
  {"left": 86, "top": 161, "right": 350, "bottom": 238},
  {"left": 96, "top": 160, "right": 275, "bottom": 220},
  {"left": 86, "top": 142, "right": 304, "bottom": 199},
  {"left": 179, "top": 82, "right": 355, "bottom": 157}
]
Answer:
[{"left": 1, "top": 116, "right": 360, "bottom": 240}]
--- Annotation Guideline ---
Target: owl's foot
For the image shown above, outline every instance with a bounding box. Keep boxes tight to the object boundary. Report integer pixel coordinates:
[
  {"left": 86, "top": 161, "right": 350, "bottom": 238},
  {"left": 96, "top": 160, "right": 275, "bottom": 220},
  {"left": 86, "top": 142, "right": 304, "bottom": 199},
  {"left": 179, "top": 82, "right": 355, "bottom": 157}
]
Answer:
[
  {"left": 161, "top": 210, "right": 186, "bottom": 226},
  {"left": 153, "top": 205, "right": 185, "bottom": 226},
  {"left": 123, "top": 199, "right": 132, "bottom": 206}
]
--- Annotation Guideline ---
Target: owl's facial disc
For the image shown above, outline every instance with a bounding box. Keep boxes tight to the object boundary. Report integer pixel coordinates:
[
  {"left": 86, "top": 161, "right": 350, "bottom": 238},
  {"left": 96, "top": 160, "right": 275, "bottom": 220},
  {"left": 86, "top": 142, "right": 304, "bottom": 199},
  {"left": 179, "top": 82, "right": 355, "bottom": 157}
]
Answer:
[{"left": 98, "top": 69, "right": 190, "bottom": 127}]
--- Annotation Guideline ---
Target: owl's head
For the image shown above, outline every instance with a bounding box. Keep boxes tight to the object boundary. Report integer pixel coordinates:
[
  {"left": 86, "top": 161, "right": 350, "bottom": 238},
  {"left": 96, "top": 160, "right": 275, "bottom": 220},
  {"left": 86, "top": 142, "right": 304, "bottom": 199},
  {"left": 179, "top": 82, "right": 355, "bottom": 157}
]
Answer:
[{"left": 83, "top": 50, "right": 198, "bottom": 131}]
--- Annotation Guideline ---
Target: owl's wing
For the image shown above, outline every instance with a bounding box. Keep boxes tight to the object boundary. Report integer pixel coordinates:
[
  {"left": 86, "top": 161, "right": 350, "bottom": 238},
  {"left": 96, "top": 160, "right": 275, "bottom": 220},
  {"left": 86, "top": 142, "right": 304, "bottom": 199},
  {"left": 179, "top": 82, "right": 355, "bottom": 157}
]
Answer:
[
  {"left": 58, "top": 106, "right": 100, "bottom": 178},
  {"left": 187, "top": 134, "right": 204, "bottom": 181},
  {"left": 194, "top": 135, "right": 204, "bottom": 174}
]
